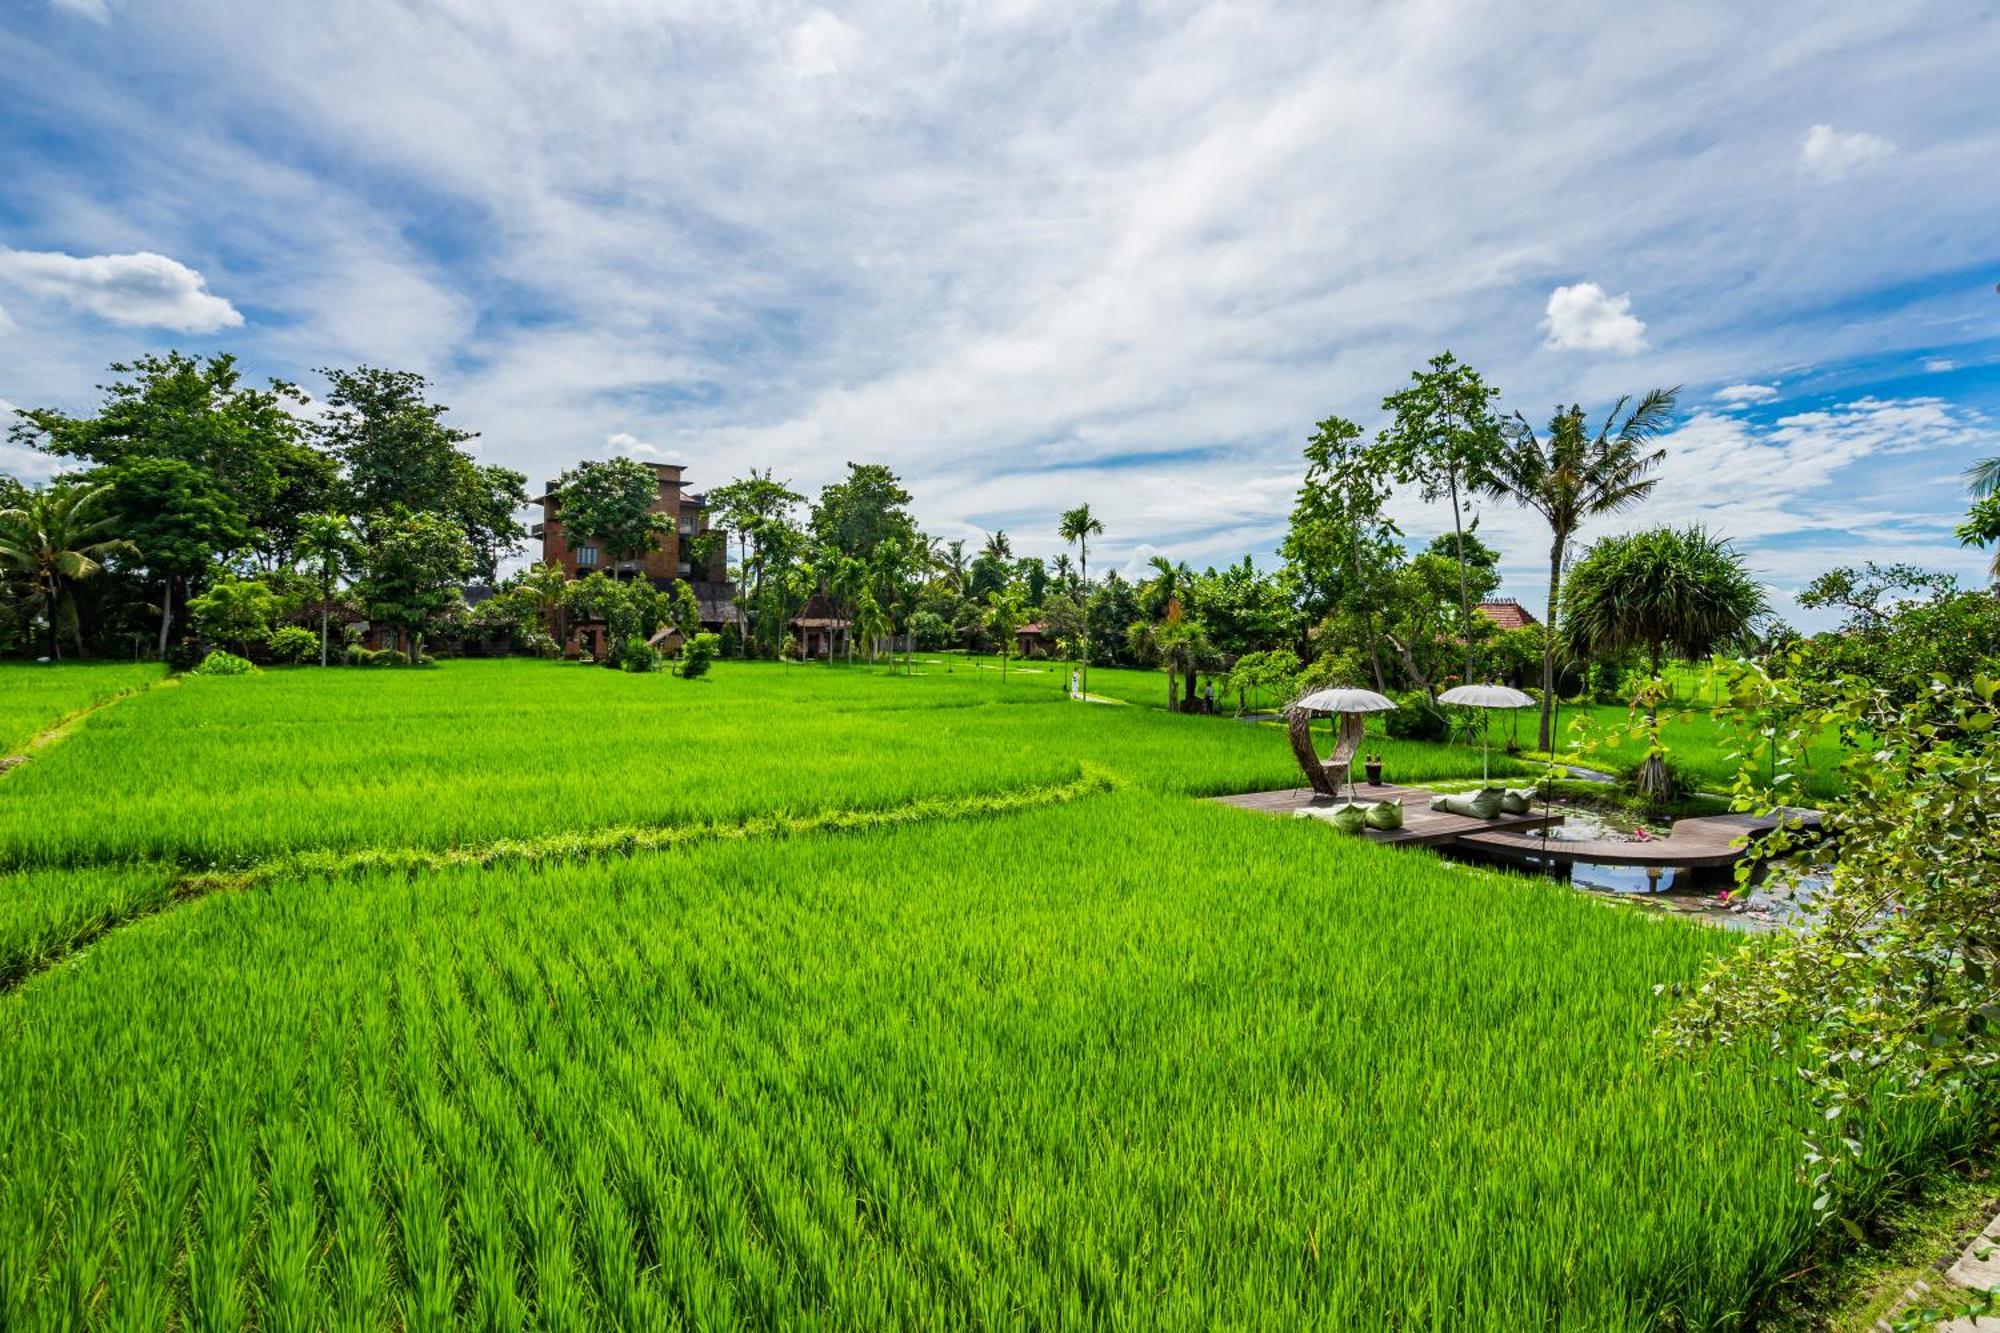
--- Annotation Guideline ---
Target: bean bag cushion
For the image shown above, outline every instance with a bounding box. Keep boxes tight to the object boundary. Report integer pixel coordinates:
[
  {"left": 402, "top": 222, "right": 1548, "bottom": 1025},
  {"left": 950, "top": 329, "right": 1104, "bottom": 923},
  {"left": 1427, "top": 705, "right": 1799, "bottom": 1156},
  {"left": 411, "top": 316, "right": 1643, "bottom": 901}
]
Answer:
[
  {"left": 1430, "top": 788, "right": 1504, "bottom": 819},
  {"left": 1329, "top": 802, "right": 1370, "bottom": 834},
  {"left": 1498, "top": 787, "right": 1538, "bottom": 815},
  {"left": 1363, "top": 800, "right": 1404, "bottom": 831}
]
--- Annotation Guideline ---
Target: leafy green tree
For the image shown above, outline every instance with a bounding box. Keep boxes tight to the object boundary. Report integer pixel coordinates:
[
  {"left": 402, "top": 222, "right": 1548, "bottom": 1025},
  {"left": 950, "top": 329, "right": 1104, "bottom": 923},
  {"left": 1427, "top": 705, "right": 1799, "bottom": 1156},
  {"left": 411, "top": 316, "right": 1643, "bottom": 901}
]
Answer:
[
  {"left": 810, "top": 463, "right": 916, "bottom": 565},
  {"left": 1375, "top": 352, "right": 1505, "bottom": 682},
  {"left": 708, "top": 469, "right": 805, "bottom": 653},
  {"left": 1484, "top": 390, "right": 1675, "bottom": 748},
  {"left": 679, "top": 632, "right": 720, "bottom": 679},
  {"left": 1793, "top": 563, "right": 2000, "bottom": 706},
  {"left": 358, "top": 510, "right": 474, "bottom": 663},
  {"left": 554, "top": 457, "right": 672, "bottom": 566},
  {"left": 669, "top": 579, "right": 702, "bottom": 646},
  {"left": 316, "top": 366, "right": 525, "bottom": 578},
  {"left": 1087, "top": 571, "right": 1140, "bottom": 668},
  {"left": 8, "top": 351, "right": 331, "bottom": 568},
  {"left": 296, "top": 512, "right": 362, "bottom": 666},
  {"left": 1669, "top": 667, "right": 2000, "bottom": 1224},
  {"left": 986, "top": 585, "right": 1028, "bottom": 681},
  {"left": 1224, "top": 647, "right": 1302, "bottom": 715},
  {"left": 189, "top": 577, "right": 279, "bottom": 656},
  {"left": 0, "top": 482, "right": 136, "bottom": 659},
  {"left": 104, "top": 455, "right": 248, "bottom": 656},
  {"left": 1563, "top": 526, "right": 1767, "bottom": 795},
  {"left": 1282, "top": 415, "right": 1400, "bottom": 689}
]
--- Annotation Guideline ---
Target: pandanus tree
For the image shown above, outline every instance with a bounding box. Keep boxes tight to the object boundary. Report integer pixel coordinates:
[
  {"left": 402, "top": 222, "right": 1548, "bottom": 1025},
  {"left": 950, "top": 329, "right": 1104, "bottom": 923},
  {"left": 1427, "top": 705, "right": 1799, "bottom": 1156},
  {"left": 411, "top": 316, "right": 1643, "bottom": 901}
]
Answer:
[
  {"left": 1562, "top": 525, "right": 1767, "bottom": 797},
  {"left": 0, "top": 483, "right": 135, "bottom": 659},
  {"left": 1483, "top": 388, "right": 1676, "bottom": 749},
  {"left": 1058, "top": 503, "right": 1104, "bottom": 695}
]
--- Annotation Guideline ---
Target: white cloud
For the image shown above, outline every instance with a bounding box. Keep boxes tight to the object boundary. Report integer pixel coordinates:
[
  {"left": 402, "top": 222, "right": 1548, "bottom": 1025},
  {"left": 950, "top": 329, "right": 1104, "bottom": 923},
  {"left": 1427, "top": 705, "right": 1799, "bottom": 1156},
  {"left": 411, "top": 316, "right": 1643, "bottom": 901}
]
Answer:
[
  {"left": 1924, "top": 357, "right": 1958, "bottom": 373},
  {"left": 0, "top": 302, "right": 14, "bottom": 335},
  {"left": 788, "top": 11, "right": 861, "bottom": 78},
  {"left": 1798, "top": 124, "right": 1894, "bottom": 181},
  {"left": 50, "top": 0, "right": 109, "bottom": 22},
  {"left": 1715, "top": 383, "right": 1779, "bottom": 406},
  {"left": 0, "top": 248, "right": 241, "bottom": 332},
  {"left": 1540, "top": 282, "right": 1649, "bottom": 354},
  {"left": 605, "top": 432, "right": 683, "bottom": 461}
]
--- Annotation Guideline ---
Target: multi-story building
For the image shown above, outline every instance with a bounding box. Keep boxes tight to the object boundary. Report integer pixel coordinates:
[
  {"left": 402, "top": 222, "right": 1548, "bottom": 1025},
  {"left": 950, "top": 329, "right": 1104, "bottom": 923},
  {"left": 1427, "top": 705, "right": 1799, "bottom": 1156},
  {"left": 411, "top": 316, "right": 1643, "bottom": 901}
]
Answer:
[{"left": 531, "top": 460, "right": 738, "bottom": 654}]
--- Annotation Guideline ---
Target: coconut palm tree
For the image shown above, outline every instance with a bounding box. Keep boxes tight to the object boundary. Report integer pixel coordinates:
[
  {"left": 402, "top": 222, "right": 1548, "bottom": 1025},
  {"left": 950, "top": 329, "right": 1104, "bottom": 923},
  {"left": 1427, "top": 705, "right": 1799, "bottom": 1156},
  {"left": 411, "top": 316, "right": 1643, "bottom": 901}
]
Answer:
[
  {"left": 296, "top": 512, "right": 362, "bottom": 666},
  {"left": 1058, "top": 504, "right": 1104, "bottom": 695},
  {"left": 0, "top": 483, "right": 136, "bottom": 660},
  {"left": 1484, "top": 388, "right": 1676, "bottom": 749},
  {"left": 1563, "top": 525, "right": 1767, "bottom": 797},
  {"left": 1965, "top": 457, "right": 2000, "bottom": 579}
]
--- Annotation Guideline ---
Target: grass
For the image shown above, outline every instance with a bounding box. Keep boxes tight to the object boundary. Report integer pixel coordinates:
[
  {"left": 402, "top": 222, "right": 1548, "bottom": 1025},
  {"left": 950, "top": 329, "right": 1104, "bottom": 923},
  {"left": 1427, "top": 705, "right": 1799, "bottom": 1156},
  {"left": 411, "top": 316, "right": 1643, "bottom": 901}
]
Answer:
[
  {"left": 0, "top": 793, "right": 1977, "bottom": 1327},
  {"left": 0, "top": 661, "right": 163, "bottom": 755},
  {"left": 0, "top": 660, "right": 1529, "bottom": 870},
  {"left": 0, "top": 654, "right": 1932, "bottom": 1326}
]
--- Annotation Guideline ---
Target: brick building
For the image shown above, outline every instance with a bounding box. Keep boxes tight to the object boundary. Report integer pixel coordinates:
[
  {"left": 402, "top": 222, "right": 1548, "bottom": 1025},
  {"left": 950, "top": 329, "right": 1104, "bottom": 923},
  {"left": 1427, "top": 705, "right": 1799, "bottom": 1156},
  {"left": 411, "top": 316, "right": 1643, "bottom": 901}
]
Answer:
[
  {"left": 531, "top": 461, "right": 738, "bottom": 655},
  {"left": 1475, "top": 598, "right": 1539, "bottom": 631}
]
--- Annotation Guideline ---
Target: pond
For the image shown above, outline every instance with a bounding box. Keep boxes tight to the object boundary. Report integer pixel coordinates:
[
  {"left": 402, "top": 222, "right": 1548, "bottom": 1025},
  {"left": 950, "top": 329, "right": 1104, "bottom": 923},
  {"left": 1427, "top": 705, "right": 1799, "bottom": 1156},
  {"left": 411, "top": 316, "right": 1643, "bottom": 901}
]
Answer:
[{"left": 1443, "top": 800, "right": 1825, "bottom": 932}]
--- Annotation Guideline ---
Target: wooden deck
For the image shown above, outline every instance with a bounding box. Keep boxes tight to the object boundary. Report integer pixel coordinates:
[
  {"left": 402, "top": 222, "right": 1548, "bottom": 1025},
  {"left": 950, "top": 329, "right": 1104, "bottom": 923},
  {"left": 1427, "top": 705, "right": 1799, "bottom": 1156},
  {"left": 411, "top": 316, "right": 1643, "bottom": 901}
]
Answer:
[
  {"left": 1455, "top": 809, "right": 1822, "bottom": 868},
  {"left": 1212, "top": 783, "right": 1564, "bottom": 848}
]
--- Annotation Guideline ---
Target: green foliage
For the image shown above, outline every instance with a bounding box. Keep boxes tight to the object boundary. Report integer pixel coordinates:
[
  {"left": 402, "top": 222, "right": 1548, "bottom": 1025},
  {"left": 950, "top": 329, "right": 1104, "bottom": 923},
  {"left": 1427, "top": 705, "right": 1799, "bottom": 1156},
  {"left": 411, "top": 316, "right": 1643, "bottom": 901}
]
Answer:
[
  {"left": 315, "top": 365, "right": 525, "bottom": 579},
  {"left": 1223, "top": 647, "right": 1301, "bottom": 713},
  {"left": 357, "top": 510, "right": 474, "bottom": 663},
  {"left": 0, "top": 482, "right": 137, "bottom": 660},
  {"left": 810, "top": 461, "right": 916, "bottom": 564},
  {"left": 678, "top": 631, "right": 720, "bottom": 679},
  {"left": 553, "top": 457, "right": 671, "bottom": 563},
  {"left": 618, "top": 636, "right": 661, "bottom": 673},
  {"left": 1792, "top": 563, "right": 2000, "bottom": 707},
  {"left": 1667, "top": 667, "right": 2000, "bottom": 1221},
  {"left": 190, "top": 649, "right": 255, "bottom": 676},
  {"left": 187, "top": 577, "right": 278, "bottom": 654},
  {"left": 267, "top": 626, "right": 318, "bottom": 665},
  {"left": 1383, "top": 690, "right": 1449, "bottom": 741}
]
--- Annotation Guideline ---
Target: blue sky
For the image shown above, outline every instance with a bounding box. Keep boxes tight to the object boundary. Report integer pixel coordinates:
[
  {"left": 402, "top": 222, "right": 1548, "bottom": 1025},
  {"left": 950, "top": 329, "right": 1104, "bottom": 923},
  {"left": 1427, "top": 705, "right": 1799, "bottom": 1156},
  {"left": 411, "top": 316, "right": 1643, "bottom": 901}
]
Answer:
[{"left": 0, "top": 1, "right": 1996, "bottom": 629}]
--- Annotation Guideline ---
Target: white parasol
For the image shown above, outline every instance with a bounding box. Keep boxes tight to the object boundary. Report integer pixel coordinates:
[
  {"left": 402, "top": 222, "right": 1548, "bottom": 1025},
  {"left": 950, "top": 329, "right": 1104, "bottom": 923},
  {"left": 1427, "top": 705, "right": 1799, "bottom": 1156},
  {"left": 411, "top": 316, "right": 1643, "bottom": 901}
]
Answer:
[{"left": 1437, "top": 683, "right": 1535, "bottom": 782}]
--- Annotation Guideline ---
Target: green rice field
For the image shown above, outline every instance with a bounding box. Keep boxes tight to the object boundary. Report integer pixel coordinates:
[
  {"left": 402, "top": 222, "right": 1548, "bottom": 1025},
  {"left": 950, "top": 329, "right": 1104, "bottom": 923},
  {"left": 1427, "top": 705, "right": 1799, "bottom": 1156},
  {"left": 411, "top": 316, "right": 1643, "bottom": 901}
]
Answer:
[
  {"left": 0, "top": 660, "right": 163, "bottom": 755},
  {"left": 0, "top": 657, "right": 1945, "bottom": 1329}
]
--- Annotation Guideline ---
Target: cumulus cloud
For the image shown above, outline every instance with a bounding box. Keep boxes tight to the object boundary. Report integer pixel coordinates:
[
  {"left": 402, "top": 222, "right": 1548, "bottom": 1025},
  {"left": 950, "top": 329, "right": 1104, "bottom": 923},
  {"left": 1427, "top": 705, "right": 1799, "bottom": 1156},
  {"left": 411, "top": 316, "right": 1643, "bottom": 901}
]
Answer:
[
  {"left": 606, "top": 432, "right": 683, "bottom": 461},
  {"left": 1715, "top": 383, "right": 1779, "bottom": 406},
  {"left": 1798, "top": 124, "right": 1894, "bottom": 181},
  {"left": 1540, "top": 282, "right": 1649, "bottom": 354},
  {"left": 0, "top": 248, "right": 241, "bottom": 332}
]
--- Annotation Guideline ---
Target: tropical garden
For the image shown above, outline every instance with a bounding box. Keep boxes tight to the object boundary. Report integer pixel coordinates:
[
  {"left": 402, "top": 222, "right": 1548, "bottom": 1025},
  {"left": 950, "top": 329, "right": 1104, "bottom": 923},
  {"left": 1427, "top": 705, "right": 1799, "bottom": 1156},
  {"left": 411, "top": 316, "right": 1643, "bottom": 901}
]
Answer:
[{"left": 2, "top": 344, "right": 1999, "bottom": 1328}]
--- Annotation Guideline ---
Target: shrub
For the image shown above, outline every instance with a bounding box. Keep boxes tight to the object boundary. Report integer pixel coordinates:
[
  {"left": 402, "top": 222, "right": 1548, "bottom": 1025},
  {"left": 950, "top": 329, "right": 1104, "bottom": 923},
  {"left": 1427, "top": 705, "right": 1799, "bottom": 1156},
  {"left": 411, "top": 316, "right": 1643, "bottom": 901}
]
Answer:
[
  {"left": 269, "top": 626, "right": 318, "bottom": 664},
  {"left": 1383, "top": 691, "right": 1448, "bottom": 742},
  {"left": 620, "top": 637, "right": 662, "bottom": 674},
  {"left": 191, "top": 650, "right": 256, "bottom": 677},
  {"left": 679, "top": 632, "right": 720, "bottom": 679},
  {"left": 520, "top": 629, "right": 559, "bottom": 659}
]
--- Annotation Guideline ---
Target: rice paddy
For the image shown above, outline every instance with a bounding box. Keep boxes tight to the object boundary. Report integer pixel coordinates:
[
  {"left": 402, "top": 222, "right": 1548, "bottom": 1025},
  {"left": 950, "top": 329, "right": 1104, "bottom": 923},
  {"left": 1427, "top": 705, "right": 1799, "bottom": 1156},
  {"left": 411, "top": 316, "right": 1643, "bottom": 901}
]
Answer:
[
  {"left": 0, "top": 661, "right": 162, "bottom": 755},
  {"left": 0, "top": 657, "right": 1943, "bottom": 1329}
]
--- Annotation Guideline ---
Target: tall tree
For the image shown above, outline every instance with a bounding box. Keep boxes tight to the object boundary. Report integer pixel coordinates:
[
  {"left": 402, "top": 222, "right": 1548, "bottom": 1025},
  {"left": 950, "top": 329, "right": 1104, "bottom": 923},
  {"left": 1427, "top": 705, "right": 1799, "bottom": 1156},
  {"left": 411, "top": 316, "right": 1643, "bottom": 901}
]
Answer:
[
  {"left": 316, "top": 366, "right": 525, "bottom": 579},
  {"left": 357, "top": 510, "right": 475, "bottom": 664},
  {"left": 1563, "top": 525, "right": 1767, "bottom": 796},
  {"left": 1058, "top": 503, "right": 1105, "bottom": 697},
  {"left": 0, "top": 483, "right": 136, "bottom": 659},
  {"left": 708, "top": 469, "right": 805, "bottom": 653},
  {"left": 104, "top": 456, "right": 248, "bottom": 656},
  {"left": 1484, "top": 389, "right": 1676, "bottom": 748},
  {"left": 1374, "top": 352, "right": 1505, "bottom": 683},
  {"left": 1282, "top": 415, "right": 1401, "bottom": 690},
  {"left": 552, "top": 457, "right": 671, "bottom": 567},
  {"left": 810, "top": 463, "right": 916, "bottom": 565},
  {"left": 296, "top": 512, "right": 363, "bottom": 666}
]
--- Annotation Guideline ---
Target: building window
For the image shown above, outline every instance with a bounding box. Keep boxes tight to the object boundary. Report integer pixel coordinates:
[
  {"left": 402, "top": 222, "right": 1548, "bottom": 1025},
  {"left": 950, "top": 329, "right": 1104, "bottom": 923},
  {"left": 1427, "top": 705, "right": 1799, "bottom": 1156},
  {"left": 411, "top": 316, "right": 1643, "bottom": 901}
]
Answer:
[
  {"left": 576, "top": 546, "right": 599, "bottom": 567},
  {"left": 677, "top": 560, "right": 692, "bottom": 576},
  {"left": 678, "top": 517, "right": 694, "bottom": 535}
]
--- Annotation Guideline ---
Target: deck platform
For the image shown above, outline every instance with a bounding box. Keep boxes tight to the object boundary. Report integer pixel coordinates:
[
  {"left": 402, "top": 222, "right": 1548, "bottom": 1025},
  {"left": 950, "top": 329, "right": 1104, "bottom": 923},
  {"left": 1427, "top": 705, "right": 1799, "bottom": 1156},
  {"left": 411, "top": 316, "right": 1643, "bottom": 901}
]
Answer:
[
  {"left": 1455, "top": 809, "right": 1822, "bottom": 868},
  {"left": 1212, "top": 783, "right": 1564, "bottom": 848}
]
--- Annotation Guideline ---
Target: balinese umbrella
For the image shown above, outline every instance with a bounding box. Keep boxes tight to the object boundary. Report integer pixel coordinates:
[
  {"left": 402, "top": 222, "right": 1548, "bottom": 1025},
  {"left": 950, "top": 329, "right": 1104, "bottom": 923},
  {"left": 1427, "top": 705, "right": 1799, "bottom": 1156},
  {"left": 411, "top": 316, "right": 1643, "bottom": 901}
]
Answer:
[
  {"left": 1287, "top": 688, "right": 1398, "bottom": 800},
  {"left": 1437, "top": 683, "right": 1536, "bottom": 783}
]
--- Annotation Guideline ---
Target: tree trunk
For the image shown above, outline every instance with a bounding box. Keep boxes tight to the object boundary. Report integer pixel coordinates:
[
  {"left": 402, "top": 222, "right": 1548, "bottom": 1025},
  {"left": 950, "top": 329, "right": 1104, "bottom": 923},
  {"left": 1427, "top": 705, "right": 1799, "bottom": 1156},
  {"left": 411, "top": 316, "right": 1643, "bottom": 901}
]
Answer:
[
  {"left": 738, "top": 533, "right": 750, "bottom": 654},
  {"left": 157, "top": 577, "right": 174, "bottom": 659},
  {"left": 1164, "top": 670, "right": 1175, "bottom": 712},
  {"left": 1539, "top": 535, "right": 1563, "bottom": 751},
  {"left": 1183, "top": 667, "right": 1198, "bottom": 712},
  {"left": 319, "top": 580, "right": 331, "bottom": 667},
  {"left": 1636, "top": 646, "right": 1668, "bottom": 798},
  {"left": 1078, "top": 543, "right": 1089, "bottom": 699},
  {"left": 1450, "top": 474, "right": 1474, "bottom": 683}
]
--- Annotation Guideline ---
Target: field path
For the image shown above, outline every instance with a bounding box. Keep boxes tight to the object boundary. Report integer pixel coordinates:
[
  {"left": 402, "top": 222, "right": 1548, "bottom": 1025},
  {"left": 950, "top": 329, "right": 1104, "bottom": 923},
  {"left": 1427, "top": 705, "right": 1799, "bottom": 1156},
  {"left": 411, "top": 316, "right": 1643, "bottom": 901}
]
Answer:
[
  {"left": 0, "top": 769, "right": 1117, "bottom": 996},
  {"left": 0, "top": 672, "right": 174, "bottom": 778}
]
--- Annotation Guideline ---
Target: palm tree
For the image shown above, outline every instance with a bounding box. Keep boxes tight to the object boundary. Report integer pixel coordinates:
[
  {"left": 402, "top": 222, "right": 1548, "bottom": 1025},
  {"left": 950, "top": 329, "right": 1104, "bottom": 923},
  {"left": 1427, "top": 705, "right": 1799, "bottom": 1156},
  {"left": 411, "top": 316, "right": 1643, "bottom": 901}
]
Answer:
[
  {"left": 296, "top": 512, "right": 362, "bottom": 666},
  {"left": 0, "top": 483, "right": 135, "bottom": 660},
  {"left": 1968, "top": 456, "right": 2000, "bottom": 498},
  {"left": 1563, "top": 525, "right": 1767, "bottom": 797},
  {"left": 1484, "top": 388, "right": 1677, "bottom": 749},
  {"left": 519, "top": 561, "right": 571, "bottom": 651},
  {"left": 1965, "top": 457, "right": 2000, "bottom": 580},
  {"left": 1058, "top": 504, "right": 1104, "bottom": 696}
]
